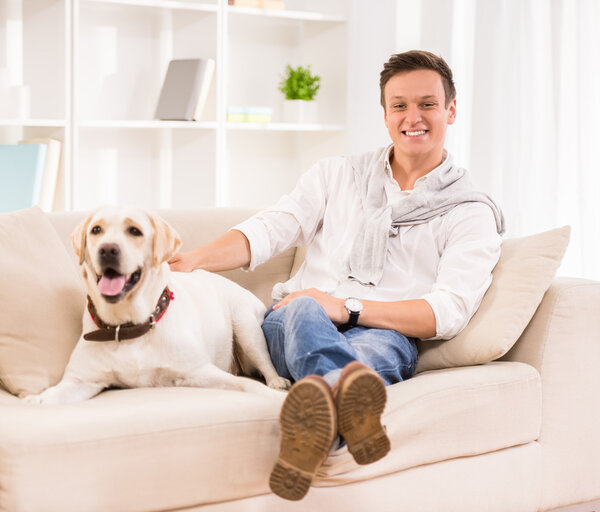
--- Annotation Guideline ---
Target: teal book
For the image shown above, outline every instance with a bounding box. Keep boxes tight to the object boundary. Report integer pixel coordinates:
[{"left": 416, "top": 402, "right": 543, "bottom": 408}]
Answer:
[{"left": 0, "top": 144, "right": 47, "bottom": 213}]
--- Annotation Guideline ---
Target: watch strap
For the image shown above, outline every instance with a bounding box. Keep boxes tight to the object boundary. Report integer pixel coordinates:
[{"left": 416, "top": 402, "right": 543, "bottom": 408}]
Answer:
[{"left": 338, "top": 298, "right": 362, "bottom": 333}]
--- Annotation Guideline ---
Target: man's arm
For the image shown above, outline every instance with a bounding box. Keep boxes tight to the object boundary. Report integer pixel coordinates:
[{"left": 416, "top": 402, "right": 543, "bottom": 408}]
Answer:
[
  {"left": 272, "top": 288, "right": 436, "bottom": 339},
  {"left": 168, "top": 229, "right": 250, "bottom": 273},
  {"left": 360, "top": 298, "right": 436, "bottom": 338}
]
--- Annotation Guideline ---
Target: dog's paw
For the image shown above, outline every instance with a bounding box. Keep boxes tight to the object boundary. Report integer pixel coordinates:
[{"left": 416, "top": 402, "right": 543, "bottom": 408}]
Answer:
[
  {"left": 267, "top": 376, "right": 292, "bottom": 391},
  {"left": 22, "top": 394, "right": 43, "bottom": 405}
]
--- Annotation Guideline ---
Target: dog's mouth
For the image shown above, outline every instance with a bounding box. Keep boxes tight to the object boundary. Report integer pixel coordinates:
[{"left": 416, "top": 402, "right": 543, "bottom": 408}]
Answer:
[{"left": 97, "top": 268, "right": 142, "bottom": 303}]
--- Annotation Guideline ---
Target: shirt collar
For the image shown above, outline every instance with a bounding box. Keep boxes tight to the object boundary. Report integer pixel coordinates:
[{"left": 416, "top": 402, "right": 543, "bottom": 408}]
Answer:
[
  {"left": 384, "top": 144, "right": 394, "bottom": 179},
  {"left": 384, "top": 146, "right": 451, "bottom": 187}
]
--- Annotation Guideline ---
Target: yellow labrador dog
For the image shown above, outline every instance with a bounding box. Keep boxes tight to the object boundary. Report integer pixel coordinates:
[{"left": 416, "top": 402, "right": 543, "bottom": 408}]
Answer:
[{"left": 24, "top": 207, "right": 290, "bottom": 404}]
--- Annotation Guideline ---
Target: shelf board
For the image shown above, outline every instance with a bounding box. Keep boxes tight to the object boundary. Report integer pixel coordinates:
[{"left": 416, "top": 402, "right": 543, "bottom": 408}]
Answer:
[
  {"left": 80, "top": 120, "right": 218, "bottom": 129},
  {"left": 79, "top": 120, "right": 343, "bottom": 131},
  {"left": 83, "top": 0, "right": 218, "bottom": 13},
  {"left": 0, "top": 119, "right": 67, "bottom": 128},
  {"left": 227, "top": 122, "right": 344, "bottom": 132},
  {"left": 227, "top": 6, "right": 346, "bottom": 23},
  {"left": 83, "top": 1, "right": 345, "bottom": 21}
]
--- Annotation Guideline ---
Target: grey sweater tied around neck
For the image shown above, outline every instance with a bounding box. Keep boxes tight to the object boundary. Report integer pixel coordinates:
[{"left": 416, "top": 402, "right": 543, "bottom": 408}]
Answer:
[{"left": 345, "top": 147, "right": 505, "bottom": 288}]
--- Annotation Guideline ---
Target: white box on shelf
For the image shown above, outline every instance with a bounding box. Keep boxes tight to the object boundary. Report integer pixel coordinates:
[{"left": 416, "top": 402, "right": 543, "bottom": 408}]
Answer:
[{"left": 281, "top": 99, "right": 318, "bottom": 124}]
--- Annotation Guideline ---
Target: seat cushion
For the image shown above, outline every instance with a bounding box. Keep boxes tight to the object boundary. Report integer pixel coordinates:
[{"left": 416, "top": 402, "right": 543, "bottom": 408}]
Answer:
[
  {"left": 0, "top": 362, "right": 540, "bottom": 511},
  {"left": 0, "top": 387, "right": 286, "bottom": 512},
  {"left": 316, "top": 361, "right": 541, "bottom": 484}
]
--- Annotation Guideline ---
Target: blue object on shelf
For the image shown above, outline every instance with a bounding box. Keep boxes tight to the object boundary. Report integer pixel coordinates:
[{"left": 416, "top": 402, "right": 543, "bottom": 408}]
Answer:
[{"left": 0, "top": 144, "right": 47, "bottom": 213}]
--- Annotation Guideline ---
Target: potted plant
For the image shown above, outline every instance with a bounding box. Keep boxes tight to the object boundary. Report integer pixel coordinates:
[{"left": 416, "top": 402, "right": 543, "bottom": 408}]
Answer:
[{"left": 278, "top": 64, "right": 321, "bottom": 123}]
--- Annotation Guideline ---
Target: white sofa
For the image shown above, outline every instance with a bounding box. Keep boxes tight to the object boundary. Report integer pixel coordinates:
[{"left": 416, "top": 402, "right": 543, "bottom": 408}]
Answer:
[{"left": 0, "top": 207, "right": 599, "bottom": 512}]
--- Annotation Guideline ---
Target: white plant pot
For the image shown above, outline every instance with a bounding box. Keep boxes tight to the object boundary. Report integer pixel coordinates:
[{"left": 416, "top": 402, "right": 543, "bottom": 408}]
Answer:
[{"left": 282, "top": 99, "right": 318, "bottom": 124}]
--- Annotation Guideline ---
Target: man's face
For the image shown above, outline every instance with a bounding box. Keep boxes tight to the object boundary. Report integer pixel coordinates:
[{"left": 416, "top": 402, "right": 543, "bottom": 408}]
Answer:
[{"left": 383, "top": 69, "right": 456, "bottom": 160}]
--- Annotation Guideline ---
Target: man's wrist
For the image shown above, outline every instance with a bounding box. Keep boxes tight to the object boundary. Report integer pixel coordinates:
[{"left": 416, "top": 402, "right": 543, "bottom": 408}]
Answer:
[
  {"left": 340, "top": 297, "right": 364, "bottom": 330},
  {"left": 339, "top": 298, "right": 350, "bottom": 324},
  {"left": 192, "top": 247, "right": 208, "bottom": 271}
]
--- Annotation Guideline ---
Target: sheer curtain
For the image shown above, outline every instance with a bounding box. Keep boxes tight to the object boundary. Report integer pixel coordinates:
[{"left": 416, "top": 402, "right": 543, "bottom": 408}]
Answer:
[{"left": 404, "top": 0, "right": 600, "bottom": 280}]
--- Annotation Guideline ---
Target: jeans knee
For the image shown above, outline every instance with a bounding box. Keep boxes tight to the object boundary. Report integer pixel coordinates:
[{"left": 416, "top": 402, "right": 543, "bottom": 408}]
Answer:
[{"left": 285, "top": 296, "right": 324, "bottom": 321}]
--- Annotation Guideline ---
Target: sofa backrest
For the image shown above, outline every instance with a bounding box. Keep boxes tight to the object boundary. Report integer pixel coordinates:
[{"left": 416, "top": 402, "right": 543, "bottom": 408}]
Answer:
[{"left": 47, "top": 208, "right": 298, "bottom": 308}]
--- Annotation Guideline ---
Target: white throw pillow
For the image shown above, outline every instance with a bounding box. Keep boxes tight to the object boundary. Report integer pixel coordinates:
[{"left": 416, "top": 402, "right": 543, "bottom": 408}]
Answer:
[
  {"left": 0, "top": 207, "right": 84, "bottom": 397},
  {"left": 416, "top": 226, "right": 571, "bottom": 372}
]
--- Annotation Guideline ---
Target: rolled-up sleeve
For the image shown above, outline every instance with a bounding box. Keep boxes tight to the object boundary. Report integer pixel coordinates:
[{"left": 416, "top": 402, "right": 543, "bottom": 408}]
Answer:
[
  {"left": 232, "top": 158, "right": 333, "bottom": 271},
  {"left": 421, "top": 202, "right": 502, "bottom": 340}
]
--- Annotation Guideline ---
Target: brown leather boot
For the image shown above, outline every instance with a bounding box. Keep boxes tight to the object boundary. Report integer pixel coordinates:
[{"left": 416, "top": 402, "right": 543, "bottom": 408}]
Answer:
[
  {"left": 333, "top": 361, "right": 390, "bottom": 465},
  {"left": 269, "top": 375, "right": 337, "bottom": 501}
]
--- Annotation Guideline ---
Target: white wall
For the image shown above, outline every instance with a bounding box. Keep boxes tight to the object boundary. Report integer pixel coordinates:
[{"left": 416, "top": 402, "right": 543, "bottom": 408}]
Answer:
[{"left": 346, "top": 0, "right": 397, "bottom": 155}]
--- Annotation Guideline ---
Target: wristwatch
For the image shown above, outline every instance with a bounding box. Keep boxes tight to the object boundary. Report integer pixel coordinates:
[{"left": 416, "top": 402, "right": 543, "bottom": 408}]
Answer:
[{"left": 341, "top": 297, "right": 363, "bottom": 331}]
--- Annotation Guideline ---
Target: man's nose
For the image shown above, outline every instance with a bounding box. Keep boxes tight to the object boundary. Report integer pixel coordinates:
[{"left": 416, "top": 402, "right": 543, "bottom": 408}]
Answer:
[{"left": 405, "top": 105, "right": 422, "bottom": 124}]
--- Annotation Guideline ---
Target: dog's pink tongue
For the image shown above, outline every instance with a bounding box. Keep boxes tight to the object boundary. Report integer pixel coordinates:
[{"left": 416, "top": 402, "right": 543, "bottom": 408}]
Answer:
[{"left": 98, "top": 275, "right": 126, "bottom": 296}]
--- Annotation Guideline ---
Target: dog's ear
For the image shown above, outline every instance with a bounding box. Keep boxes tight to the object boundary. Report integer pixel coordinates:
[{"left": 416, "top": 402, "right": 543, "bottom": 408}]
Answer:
[
  {"left": 148, "top": 213, "right": 182, "bottom": 268},
  {"left": 71, "top": 213, "right": 94, "bottom": 266}
]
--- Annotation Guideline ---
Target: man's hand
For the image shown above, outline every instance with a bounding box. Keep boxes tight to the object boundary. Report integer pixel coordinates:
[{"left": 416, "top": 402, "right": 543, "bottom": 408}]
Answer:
[
  {"left": 273, "top": 288, "right": 348, "bottom": 325},
  {"left": 168, "top": 250, "right": 200, "bottom": 272}
]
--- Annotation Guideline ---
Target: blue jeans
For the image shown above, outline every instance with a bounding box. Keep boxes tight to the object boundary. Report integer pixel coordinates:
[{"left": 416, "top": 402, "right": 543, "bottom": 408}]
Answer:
[{"left": 262, "top": 296, "right": 419, "bottom": 387}]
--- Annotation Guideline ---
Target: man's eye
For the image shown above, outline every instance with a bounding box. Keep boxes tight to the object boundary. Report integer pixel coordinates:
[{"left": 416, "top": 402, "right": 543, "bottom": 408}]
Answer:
[
  {"left": 394, "top": 104, "right": 406, "bottom": 110},
  {"left": 128, "top": 227, "right": 143, "bottom": 237},
  {"left": 90, "top": 226, "right": 102, "bottom": 235}
]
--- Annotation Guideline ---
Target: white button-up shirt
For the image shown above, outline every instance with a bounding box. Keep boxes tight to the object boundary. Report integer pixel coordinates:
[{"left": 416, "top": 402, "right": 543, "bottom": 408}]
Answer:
[{"left": 234, "top": 145, "right": 502, "bottom": 340}]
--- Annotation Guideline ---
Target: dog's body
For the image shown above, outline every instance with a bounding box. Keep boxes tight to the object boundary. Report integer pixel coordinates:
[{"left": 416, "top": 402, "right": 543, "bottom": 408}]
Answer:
[{"left": 24, "top": 207, "right": 290, "bottom": 405}]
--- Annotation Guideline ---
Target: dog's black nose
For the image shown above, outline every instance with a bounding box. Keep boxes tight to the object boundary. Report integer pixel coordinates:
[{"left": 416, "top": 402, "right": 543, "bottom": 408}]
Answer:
[{"left": 98, "top": 243, "right": 121, "bottom": 266}]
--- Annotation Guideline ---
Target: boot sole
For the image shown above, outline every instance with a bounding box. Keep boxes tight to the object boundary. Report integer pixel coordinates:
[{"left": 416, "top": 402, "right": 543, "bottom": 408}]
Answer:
[
  {"left": 336, "top": 369, "right": 390, "bottom": 465},
  {"left": 269, "top": 378, "right": 336, "bottom": 501}
]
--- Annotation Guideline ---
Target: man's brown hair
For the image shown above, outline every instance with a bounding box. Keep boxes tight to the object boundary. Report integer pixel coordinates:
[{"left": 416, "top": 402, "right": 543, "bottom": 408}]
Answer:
[{"left": 379, "top": 50, "right": 456, "bottom": 109}]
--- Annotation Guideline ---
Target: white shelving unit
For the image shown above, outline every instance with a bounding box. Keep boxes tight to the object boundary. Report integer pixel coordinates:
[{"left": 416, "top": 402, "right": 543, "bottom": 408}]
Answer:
[
  {"left": 0, "top": 0, "right": 71, "bottom": 210},
  {"left": 1, "top": 0, "right": 348, "bottom": 211}
]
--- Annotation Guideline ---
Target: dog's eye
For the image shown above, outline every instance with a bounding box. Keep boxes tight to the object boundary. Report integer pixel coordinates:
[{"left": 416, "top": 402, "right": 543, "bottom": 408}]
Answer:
[
  {"left": 128, "top": 227, "right": 143, "bottom": 237},
  {"left": 90, "top": 226, "right": 102, "bottom": 235}
]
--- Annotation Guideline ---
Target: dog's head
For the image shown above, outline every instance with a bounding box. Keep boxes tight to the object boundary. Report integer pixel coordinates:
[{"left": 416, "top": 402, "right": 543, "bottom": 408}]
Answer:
[{"left": 72, "top": 208, "right": 181, "bottom": 304}]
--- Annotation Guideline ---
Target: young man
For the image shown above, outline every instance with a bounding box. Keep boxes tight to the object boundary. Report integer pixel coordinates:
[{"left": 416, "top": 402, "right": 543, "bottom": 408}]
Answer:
[{"left": 169, "top": 50, "right": 504, "bottom": 501}]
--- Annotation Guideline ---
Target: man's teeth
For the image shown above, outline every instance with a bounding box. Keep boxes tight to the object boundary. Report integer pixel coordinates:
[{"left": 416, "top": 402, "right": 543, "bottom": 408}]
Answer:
[{"left": 405, "top": 130, "right": 427, "bottom": 136}]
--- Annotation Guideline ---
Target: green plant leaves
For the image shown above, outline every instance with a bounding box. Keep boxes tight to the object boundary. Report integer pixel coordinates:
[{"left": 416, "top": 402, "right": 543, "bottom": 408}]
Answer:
[{"left": 278, "top": 65, "right": 321, "bottom": 100}]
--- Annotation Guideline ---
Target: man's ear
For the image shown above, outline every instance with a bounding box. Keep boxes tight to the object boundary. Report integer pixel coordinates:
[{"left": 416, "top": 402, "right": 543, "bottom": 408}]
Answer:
[
  {"left": 148, "top": 213, "right": 182, "bottom": 268},
  {"left": 71, "top": 213, "right": 94, "bottom": 266},
  {"left": 447, "top": 98, "right": 457, "bottom": 125}
]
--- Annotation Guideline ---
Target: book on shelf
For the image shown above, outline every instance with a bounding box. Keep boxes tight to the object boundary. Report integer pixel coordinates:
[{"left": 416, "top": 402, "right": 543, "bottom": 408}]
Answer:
[
  {"left": 19, "top": 138, "right": 62, "bottom": 211},
  {"left": 227, "top": 106, "right": 272, "bottom": 123},
  {"left": 228, "top": 0, "right": 285, "bottom": 9},
  {"left": 0, "top": 143, "right": 47, "bottom": 213},
  {"left": 154, "top": 58, "right": 216, "bottom": 122}
]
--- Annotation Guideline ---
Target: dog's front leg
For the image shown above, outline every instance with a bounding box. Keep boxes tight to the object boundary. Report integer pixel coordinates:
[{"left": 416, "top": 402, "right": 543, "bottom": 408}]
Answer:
[{"left": 23, "top": 378, "right": 105, "bottom": 405}]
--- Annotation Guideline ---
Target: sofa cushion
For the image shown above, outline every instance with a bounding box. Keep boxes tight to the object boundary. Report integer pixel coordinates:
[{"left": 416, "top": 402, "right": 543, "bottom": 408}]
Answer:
[
  {"left": 0, "top": 361, "right": 540, "bottom": 511},
  {"left": 416, "top": 226, "right": 570, "bottom": 372},
  {"left": 0, "top": 207, "right": 84, "bottom": 397},
  {"left": 317, "top": 361, "right": 541, "bottom": 485}
]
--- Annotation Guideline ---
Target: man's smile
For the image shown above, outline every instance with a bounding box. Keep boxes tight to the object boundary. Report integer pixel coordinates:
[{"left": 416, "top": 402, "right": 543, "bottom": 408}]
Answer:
[{"left": 402, "top": 130, "right": 429, "bottom": 137}]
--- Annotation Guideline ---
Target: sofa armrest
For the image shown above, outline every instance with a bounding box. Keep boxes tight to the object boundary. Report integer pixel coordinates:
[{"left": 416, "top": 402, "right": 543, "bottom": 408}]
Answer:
[{"left": 502, "top": 277, "right": 600, "bottom": 510}]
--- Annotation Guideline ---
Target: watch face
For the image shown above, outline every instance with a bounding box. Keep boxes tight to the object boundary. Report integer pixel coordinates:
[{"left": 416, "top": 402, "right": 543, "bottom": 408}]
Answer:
[{"left": 345, "top": 297, "right": 363, "bottom": 313}]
